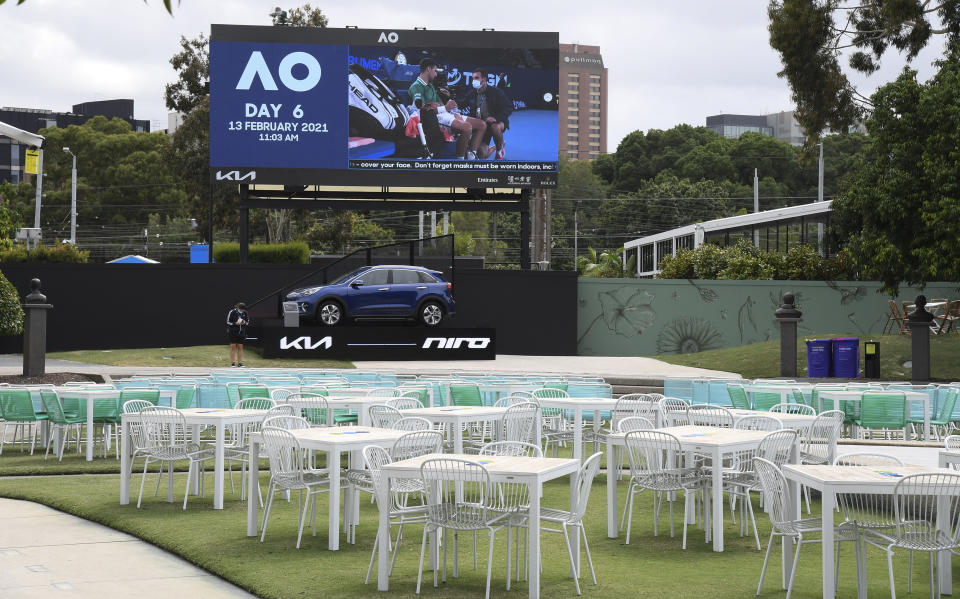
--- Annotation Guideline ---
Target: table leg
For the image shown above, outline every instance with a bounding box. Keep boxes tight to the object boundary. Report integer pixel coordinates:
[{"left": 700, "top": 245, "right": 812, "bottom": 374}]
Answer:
[
  {"left": 573, "top": 408, "right": 583, "bottom": 461},
  {"left": 376, "top": 472, "right": 391, "bottom": 591},
  {"left": 120, "top": 418, "right": 130, "bottom": 505},
  {"left": 569, "top": 473, "right": 580, "bottom": 578},
  {"left": 190, "top": 425, "right": 201, "bottom": 495},
  {"left": 528, "top": 480, "right": 541, "bottom": 599},
  {"left": 357, "top": 405, "right": 369, "bottom": 427},
  {"left": 606, "top": 437, "right": 617, "bottom": 538},
  {"left": 329, "top": 448, "right": 341, "bottom": 551},
  {"left": 924, "top": 400, "right": 930, "bottom": 442},
  {"left": 247, "top": 439, "right": 259, "bottom": 536},
  {"left": 711, "top": 447, "right": 723, "bottom": 552},
  {"left": 213, "top": 423, "right": 225, "bottom": 509},
  {"left": 783, "top": 441, "right": 801, "bottom": 589},
  {"left": 820, "top": 488, "right": 836, "bottom": 599},
  {"left": 454, "top": 419, "right": 463, "bottom": 454},
  {"left": 85, "top": 398, "right": 94, "bottom": 461}
]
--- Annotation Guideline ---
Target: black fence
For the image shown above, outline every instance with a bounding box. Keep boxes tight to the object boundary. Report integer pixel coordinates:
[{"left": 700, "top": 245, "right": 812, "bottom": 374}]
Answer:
[{"left": 0, "top": 264, "right": 576, "bottom": 356}]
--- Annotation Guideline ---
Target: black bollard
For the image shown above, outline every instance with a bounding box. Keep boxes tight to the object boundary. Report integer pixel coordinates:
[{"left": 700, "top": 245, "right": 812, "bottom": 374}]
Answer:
[
  {"left": 906, "top": 295, "right": 934, "bottom": 383},
  {"left": 22, "top": 278, "right": 53, "bottom": 377},
  {"left": 774, "top": 292, "right": 803, "bottom": 378}
]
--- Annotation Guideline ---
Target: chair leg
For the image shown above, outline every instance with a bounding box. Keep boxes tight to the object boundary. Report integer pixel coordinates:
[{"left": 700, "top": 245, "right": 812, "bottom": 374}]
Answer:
[
  {"left": 137, "top": 458, "right": 150, "bottom": 508},
  {"left": 182, "top": 461, "right": 193, "bottom": 510},
  {"left": 416, "top": 524, "right": 429, "bottom": 594},
  {"left": 365, "top": 528, "right": 379, "bottom": 585},
  {"left": 484, "top": 529, "right": 495, "bottom": 599},
  {"left": 260, "top": 482, "right": 276, "bottom": 543},
  {"left": 757, "top": 530, "right": 776, "bottom": 595},
  {"left": 506, "top": 523, "right": 513, "bottom": 591},
  {"left": 296, "top": 489, "right": 310, "bottom": 549},
  {"left": 580, "top": 524, "right": 598, "bottom": 585},
  {"left": 745, "top": 491, "right": 761, "bottom": 551},
  {"left": 785, "top": 536, "right": 804, "bottom": 599},
  {"left": 886, "top": 547, "right": 897, "bottom": 599},
  {"left": 562, "top": 524, "right": 582, "bottom": 595}
]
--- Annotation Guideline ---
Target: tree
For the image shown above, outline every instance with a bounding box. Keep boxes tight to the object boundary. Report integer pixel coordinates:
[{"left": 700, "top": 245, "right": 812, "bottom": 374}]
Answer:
[
  {"left": 831, "top": 49, "right": 960, "bottom": 293},
  {"left": 272, "top": 3, "right": 328, "bottom": 27},
  {"left": 1, "top": 0, "right": 178, "bottom": 11},
  {"left": 768, "top": 0, "right": 960, "bottom": 143},
  {"left": 304, "top": 212, "right": 393, "bottom": 254},
  {"left": 165, "top": 35, "right": 209, "bottom": 115},
  {"left": 577, "top": 247, "right": 635, "bottom": 278}
]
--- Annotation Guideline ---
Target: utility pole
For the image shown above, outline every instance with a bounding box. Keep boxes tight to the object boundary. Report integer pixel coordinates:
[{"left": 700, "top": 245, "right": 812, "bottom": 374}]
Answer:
[
  {"left": 753, "top": 168, "right": 760, "bottom": 248},
  {"left": 62, "top": 147, "right": 77, "bottom": 244},
  {"left": 817, "top": 142, "right": 825, "bottom": 255},
  {"left": 574, "top": 201, "right": 579, "bottom": 271}
]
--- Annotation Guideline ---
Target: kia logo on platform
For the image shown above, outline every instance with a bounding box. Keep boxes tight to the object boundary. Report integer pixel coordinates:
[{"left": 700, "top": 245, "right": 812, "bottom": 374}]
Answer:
[
  {"left": 216, "top": 170, "right": 256, "bottom": 181},
  {"left": 422, "top": 337, "right": 491, "bottom": 349},
  {"left": 280, "top": 336, "right": 333, "bottom": 350}
]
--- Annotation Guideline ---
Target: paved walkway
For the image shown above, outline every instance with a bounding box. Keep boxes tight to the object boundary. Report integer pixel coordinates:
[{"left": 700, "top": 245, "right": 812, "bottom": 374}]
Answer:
[
  {"left": 0, "top": 498, "right": 255, "bottom": 599},
  {"left": 0, "top": 354, "right": 737, "bottom": 380}
]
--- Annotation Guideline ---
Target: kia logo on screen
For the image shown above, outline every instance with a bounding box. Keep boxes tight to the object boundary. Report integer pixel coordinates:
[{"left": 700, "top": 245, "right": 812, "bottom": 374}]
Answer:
[
  {"left": 215, "top": 170, "right": 256, "bottom": 181},
  {"left": 280, "top": 336, "right": 333, "bottom": 350},
  {"left": 377, "top": 31, "right": 399, "bottom": 43},
  {"left": 422, "top": 337, "right": 491, "bottom": 349}
]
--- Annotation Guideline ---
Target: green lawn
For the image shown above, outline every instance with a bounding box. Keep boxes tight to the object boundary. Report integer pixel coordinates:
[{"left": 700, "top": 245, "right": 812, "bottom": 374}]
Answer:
[
  {"left": 47, "top": 345, "right": 353, "bottom": 369},
  {"left": 0, "top": 469, "right": 952, "bottom": 599},
  {"left": 657, "top": 333, "right": 960, "bottom": 380}
]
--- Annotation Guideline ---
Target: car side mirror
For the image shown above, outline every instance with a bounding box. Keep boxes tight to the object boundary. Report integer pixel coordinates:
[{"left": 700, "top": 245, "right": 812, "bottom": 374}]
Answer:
[{"left": 350, "top": 280, "right": 364, "bottom": 288}]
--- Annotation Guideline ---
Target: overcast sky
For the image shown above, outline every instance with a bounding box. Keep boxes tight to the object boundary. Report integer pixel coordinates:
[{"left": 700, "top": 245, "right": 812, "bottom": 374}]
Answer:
[{"left": 1, "top": 0, "right": 947, "bottom": 149}]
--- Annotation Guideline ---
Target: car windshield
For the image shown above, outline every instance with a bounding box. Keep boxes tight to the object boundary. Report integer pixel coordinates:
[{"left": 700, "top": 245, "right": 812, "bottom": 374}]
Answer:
[{"left": 328, "top": 267, "right": 369, "bottom": 286}]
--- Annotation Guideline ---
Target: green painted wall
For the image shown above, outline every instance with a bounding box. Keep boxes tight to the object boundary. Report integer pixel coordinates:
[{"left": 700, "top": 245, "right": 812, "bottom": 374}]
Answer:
[{"left": 577, "top": 278, "right": 958, "bottom": 357}]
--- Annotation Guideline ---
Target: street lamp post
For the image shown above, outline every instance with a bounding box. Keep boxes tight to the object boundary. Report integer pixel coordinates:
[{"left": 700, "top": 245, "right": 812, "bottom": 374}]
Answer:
[{"left": 62, "top": 147, "right": 77, "bottom": 244}]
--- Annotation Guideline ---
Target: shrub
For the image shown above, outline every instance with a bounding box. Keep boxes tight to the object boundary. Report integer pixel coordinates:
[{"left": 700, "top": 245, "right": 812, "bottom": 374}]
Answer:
[
  {"left": 657, "top": 248, "right": 695, "bottom": 278},
  {"left": 719, "top": 239, "right": 781, "bottom": 280},
  {"left": 0, "top": 270, "right": 23, "bottom": 335},
  {"left": 781, "top": 244, "right": 825, "bottom": 280},
  {"left": 213, "top": 242, "right": 310, "bottom": 264},
  {"left": 691, "top": 243, "right": 728, "bottom": 279},
  {"left": 0, "top": 242, "right": 90, "bottom": 264}
]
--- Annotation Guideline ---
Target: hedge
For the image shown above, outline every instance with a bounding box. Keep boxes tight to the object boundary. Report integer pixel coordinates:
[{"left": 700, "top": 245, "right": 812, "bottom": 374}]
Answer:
[
  {"left": 213, "top": 242, "right": 310, "bottom": 264},
  {"left": 0, "top": 243, "right": 90, "bottom": 264},
  {"left": 0, "top": 269, "right": 23, "bottom": 335}
]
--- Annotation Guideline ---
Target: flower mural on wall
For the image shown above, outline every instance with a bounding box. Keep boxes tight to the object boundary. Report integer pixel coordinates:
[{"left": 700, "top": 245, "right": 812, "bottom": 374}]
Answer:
[
  {"left": 579, "top": 287, "right": 656, "bottom": 346},
  {"left": 656, "top": 317, "right": 723, "bottom": 354}
]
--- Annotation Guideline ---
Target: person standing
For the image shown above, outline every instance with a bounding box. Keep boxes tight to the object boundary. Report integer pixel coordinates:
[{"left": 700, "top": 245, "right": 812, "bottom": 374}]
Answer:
[{"left": 226, "top": 302, "right": 249, "bottom": 367}]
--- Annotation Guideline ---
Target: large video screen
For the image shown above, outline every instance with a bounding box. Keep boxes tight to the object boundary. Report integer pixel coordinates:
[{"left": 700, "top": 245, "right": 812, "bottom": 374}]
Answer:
[{"left": 209, "top": 26, "right": 558, "bottom": 188}]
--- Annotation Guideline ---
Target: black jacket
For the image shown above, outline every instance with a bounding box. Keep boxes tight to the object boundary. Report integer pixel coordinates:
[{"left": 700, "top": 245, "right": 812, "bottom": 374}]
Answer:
[
  {"left": 463, "top": 85, "right": 512, "bottom": 129},
  {"left": 226, "top": 308, "right": 249, "bottom": 335}
]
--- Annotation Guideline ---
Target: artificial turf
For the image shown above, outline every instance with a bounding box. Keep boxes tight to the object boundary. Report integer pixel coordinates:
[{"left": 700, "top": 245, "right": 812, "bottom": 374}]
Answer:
[{"left": 0, "top": 468, "right": 954, "bottom": 599}]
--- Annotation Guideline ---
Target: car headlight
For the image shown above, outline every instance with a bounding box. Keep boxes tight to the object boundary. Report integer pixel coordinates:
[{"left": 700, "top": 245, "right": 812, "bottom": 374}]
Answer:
[{"left": 288, "top": 286, "right": 324, "bottom": 298}]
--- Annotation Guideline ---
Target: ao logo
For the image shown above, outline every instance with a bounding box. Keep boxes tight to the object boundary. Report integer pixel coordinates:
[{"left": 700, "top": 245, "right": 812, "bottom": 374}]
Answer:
[
  {"left": 236, "top": 51, "right": 322, "bottom": 92},
  {"left": 378, "top": 31, "right": 399, "bottom": 43}
]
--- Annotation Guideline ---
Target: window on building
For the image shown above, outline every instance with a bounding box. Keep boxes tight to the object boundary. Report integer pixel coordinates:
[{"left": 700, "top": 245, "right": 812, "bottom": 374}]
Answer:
[
  {"left": 590, "top": 102, "right": 601, "bottom": 109},
  {"left": 568, "top": 73, "right": 580, "bottom": 79},
  {"left": 639, "top": 245, "right": 654, "bottom": 273},
  {"left": 567, "top": 143, "right": 579, "bottom": 150},
  {"left": 10, "top": 144, "right": 20, "bottom": 167},
  {"left": 43, "top": 118, "right": 56, "bottom": 128},
  {"left": 589, "top": 143, "right": 600, "bottom": 149},
  {"left": 676, "top": 235, "right": 694, "bottom": 251},
  {"left": 568, "top": 152, "right": 579, "bottom": 159}
]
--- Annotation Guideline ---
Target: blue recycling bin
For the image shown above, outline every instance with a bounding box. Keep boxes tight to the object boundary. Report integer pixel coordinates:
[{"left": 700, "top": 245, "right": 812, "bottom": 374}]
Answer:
[
  {"left": 806, "top": 339, "right": 833, "bottom": 378},
  {"left": 832, "top": 337, "right": 860, "bottom": 378}
]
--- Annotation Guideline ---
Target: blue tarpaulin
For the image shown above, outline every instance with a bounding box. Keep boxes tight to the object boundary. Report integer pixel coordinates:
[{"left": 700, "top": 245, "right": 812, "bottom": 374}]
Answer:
[{"left": 106, "top": 255, "right": 159, "bottom": 264}]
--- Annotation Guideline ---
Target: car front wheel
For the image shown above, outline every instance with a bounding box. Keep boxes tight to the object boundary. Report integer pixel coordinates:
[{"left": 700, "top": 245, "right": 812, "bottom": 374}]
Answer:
[
  {"left": 419, "top": 301, "right": 444, "bottom": 327},
  {"left": 317, "top": 301, "right": 343, "bottom": 326}
]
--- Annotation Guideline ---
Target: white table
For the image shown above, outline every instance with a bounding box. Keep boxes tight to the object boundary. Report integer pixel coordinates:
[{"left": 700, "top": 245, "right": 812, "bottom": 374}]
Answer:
[
  {"left": 246, "top": 426, "right": 407, "bottom": 551},
  {"left": 535, "top": 397, "right": 620, "bottom": 460},
  {"left": 375, "top": 452, "right": 580, "bottom": 599},
  {"left": 782, "top": 464, "right": 956, "bottom": 599},
  {"left": 741, "top": 384, "right": 808, "bottom": 406},
  {"left": 402, "top": 406, "right": 511, "bottom": 453},
  {"left": 120, "top": 407, "right": 267, "bottom": 510},
  {"left": 817, "top": 390, "right": 931, "bottom": 440},
  {"left": 940, "top": 450, "right": 960, "bottom": 470},
  {"left": 606, "top": 425, "right": 799, "bottom": 552},
  {"left": 58, "top": 388, "right": 176, "bottom": 461}
]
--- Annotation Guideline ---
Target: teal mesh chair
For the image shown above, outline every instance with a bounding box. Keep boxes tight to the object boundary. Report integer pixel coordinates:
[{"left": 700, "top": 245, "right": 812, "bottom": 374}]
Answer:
[
  {"left": 910, "top": 387, "right": 958, "bottom": 440},
  {"left": 753, "top": 391, "right": 782, "bottom": 412},
  {"left": 0, "top": 390, "right": 47, "bottom": 455},
  {"left": 40, "top": 391, "right": 85, "bottom": 460},
  {"left": 811, "top": 387, "right": 844, "bottom": 413},
  {"left": 175, "top": 385, "right": 197, "bottom": 409},
  {"left": 120, "top": 389, "right": 161, "bottom": 407},
  {"left": 236, "top": 385, "right": 270, "bottom": 408},
  {"left": 400, "top": 387, "right": 429, "bottom": 408},
  {"left": 727, "top": 384, "right": 751, "bottom": 410},
  {"left": 856, "top": 392, "right": 907, "bottom": 439},
  {"left": 91, "top": 395, "right": 121, "bottom": 459},
  {"left": 449, "top": 384, "right": 483, "bottom": 407},
  {"left": 791, "top": 388, "right": 810, "bottom": 408},
  {"left": 543, "top": 382, "right": 569, "bottom": 392},
  {"left": 298, "top": 387, "right": 349, "bottom": 425}
]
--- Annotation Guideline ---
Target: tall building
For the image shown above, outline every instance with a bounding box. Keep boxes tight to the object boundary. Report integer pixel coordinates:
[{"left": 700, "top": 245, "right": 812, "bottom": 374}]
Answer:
[
  {"left": 0, "top": 99, "right": 150, "bottom": 184},
  {"left": 559, "top": 43, "right": 607, "bottom": 160}
]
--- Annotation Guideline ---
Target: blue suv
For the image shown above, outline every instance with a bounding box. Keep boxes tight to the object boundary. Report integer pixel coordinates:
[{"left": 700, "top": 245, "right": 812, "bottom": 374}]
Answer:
[{"left": 286, "top": 265, "right": 456, "bottom": 327}]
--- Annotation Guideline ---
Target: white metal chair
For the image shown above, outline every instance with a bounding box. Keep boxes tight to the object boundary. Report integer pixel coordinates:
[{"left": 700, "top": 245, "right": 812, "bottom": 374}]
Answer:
[
  {"left": 286, "top": 393, "right": 331, "bottom": 427},
  {"left": 687, "top": 404, "right": 735, "bottom": 427},
  {"left": 734, "top": 414, "right": 783, "bottom": 432},
  {"left": 800, "top": 410, "right": 845, "bottom": 512},
  {"left": 369, "top": 404, "right": 403, "bottom": 429},
  {"left": 945, "top": 434, "right": 960, "bottom": 452},
  {"left": 533, "top": 388, "right": 573, "bottom": 457},
  {"left": 658, "top": 397, "right": 690, "bottom": 425},
  {"left": 834, "top": 452, "right": 904, "bottom": 467},
  {"left": 386, "top": 397, "right": 422, "bottom": 411},
  {"left": 621, "top": 430, "right": 704, "bottom": 547},
  {"left": 259, "top": 426, "right": 330, "bottom": 548},
  {"left": 393, "top": 416, "right": 434, "bottom": 432},
  {"left": 538, "top": 452, "right": 603, "bottom": 595},
  {"left": 616, "top": 416, "right": 655, "bottom": 433},
  {"left": 883, "top": 473, "right": 960, "bottom": 598},
  {"left": 270, "top": 388, "right": 293, "bottom": 402},
  {"left": 136, "top": 406, "right": 214, "bottom": 510},
  {"left": 769, "top": 402, "right": 816, "bottom": 415},
  {"left": 416, "top": 458, "right": 513, "bottom": 599},
  {"left": 753, "top": 457, "right": 848, "bottom": 599},
  {"left": 498, "top": 401, "right": 539, "bottom": 445},
  {"left": 479, "top": 440, "right": 543, "bottom": 458}
]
